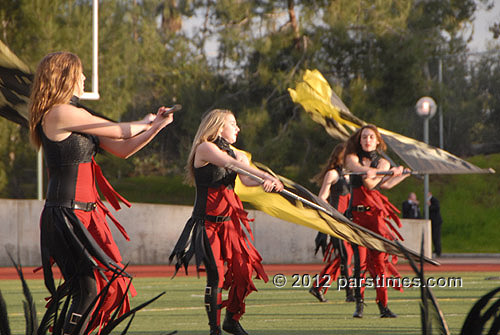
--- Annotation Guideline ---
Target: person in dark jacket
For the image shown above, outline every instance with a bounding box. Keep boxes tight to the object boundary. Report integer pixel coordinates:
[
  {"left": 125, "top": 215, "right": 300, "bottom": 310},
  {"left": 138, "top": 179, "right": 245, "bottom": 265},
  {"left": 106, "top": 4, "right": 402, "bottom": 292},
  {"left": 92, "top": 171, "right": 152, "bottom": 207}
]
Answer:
[
  {"left": 402, "top": 192, "right": 422, "bottom": 219},
  {"left": 428, "top": 192, "right": 443, "bottom": 257}
]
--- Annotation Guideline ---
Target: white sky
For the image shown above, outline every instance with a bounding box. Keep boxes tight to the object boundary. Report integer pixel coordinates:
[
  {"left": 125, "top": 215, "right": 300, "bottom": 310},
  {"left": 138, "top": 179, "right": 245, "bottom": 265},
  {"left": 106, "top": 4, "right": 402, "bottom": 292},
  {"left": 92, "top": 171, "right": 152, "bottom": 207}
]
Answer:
[
  {"left": 469, "top": 1, "right": 500, "bottom": 52},
  {"left": 182, "top": 2, "right": 499, "bottom": 56}
]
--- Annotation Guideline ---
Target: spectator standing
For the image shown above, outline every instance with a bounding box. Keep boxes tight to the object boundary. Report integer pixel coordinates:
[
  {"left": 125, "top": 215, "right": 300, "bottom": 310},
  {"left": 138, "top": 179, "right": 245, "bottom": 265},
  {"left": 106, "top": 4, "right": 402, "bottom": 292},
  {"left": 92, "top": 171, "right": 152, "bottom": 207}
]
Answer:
[
  {"left": 402, "top": 192, "right": 422, "bottom": 219},
  {"left": 428, "top": 192, "right": 443, "bottom": 257}
]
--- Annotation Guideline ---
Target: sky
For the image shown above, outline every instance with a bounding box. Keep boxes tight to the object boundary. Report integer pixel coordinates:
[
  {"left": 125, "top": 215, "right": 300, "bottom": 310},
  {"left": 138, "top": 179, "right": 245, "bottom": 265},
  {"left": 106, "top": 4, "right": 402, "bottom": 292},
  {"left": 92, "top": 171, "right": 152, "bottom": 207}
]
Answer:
[
  {"left": 183, "top": 2, "right": 499, "bottom": 57},
  {"left": 468, "top": 1, "right": 500, "bottom": 52}
]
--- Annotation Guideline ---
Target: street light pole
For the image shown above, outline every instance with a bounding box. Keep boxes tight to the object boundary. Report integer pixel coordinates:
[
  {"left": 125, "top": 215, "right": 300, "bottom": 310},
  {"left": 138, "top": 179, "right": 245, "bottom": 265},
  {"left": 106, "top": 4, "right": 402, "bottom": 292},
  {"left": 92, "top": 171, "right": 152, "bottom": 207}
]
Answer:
[
  {"left": 416, "top": 97, "right": 437, "bottom": 220},
  {"left": 37, "top": 149, "right": 43, "bottom": 200},
  {"left": 423, "top": 116, "right": 430, "bottom": 219},
  {"left": 438, "top": 58, "right": 444, "bottom": 149}
]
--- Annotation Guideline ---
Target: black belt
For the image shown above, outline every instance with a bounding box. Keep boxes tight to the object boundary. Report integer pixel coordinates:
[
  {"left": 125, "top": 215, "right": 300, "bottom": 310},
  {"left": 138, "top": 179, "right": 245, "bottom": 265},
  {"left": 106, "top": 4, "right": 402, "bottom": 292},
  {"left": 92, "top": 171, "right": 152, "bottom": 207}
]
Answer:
[
  {"left": 45, "top": 199, "right": 97, "bottom": 212},
  {"left": 351, "top": 205, "right": 371, "bottom": 212},
  {"left": 205, "top": 215, "right": 231, "bottom": 223}
]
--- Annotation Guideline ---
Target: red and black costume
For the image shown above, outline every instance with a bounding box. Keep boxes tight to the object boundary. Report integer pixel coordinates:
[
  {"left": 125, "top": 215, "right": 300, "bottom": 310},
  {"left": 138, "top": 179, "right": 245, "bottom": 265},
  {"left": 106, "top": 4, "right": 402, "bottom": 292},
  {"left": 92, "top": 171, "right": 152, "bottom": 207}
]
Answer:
[
  {"left": 169, "top": 137, "right": 268, "bottom": 334},
  {"left": 312, "top": 166, "right": 353, "bottom": 301},
  {"left": 350, "top": 151, "right": 402, "bottom": 316},
  {"left": 38, "top": 115, "right": 135, "bottom": 334}
]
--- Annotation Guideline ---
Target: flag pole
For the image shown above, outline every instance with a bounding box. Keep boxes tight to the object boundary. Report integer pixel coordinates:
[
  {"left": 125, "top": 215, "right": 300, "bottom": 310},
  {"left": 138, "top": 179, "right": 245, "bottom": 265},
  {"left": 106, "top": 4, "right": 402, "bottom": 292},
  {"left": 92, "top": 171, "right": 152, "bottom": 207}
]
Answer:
[
  {"left": 227, "top": 164, "right": 440, "bottom": 266},
  {"left": 226, "top": 164, "right": 333, "bottom": 215},
  {"left": 341, "top": 170, "right": 418, "bottom": 176}
]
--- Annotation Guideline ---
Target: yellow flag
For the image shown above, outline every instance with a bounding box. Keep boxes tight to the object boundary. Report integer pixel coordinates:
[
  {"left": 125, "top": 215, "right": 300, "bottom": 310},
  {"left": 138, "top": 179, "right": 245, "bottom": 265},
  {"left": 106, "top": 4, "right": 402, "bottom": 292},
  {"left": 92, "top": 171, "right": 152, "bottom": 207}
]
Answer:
[
  {"left": 288, "top": 69, "right": 494, "bottom": 174},
  {"left": 233, "top": 147, "right": 438, "bottom": 265}
]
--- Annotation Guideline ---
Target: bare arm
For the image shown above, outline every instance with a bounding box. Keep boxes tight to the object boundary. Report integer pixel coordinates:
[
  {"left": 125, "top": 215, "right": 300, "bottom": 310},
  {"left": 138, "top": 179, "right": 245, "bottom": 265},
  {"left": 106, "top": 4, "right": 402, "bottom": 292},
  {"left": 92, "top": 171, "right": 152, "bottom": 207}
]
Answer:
[
  {"left": 195, "top": 142, "right": 284, "bottom": 192},
  {"left": 318, "top": 169, "right": 339, "bottom": 202},
  {"left": 345, "top": 152, "right": 409, "bottom": 190},
  {"left": 44, "top": 104, "right": 154, "bottom": 141},
  {"left": 379, "top": 166, "right": 410, "bottom": 189},
  {"left": 98, "top": 108, "right": 174, "bottom": 159},
  {"left": 345, "top": 153, "right": 383, "bottom": 189}
]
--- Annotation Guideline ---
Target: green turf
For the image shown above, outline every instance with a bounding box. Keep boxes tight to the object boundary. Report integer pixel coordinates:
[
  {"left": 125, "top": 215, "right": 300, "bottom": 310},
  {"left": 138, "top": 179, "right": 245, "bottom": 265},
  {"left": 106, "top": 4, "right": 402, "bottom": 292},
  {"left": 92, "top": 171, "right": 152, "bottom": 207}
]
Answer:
[{"left": 2, "top": 272, "right": 499, "bottom": 334}]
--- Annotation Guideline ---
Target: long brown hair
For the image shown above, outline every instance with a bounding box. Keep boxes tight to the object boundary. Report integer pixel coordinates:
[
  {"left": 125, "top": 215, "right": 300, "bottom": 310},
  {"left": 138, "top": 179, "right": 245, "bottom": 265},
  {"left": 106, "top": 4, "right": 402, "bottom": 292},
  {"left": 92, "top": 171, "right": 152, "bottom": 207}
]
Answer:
[
  {"left": 29, "top": 52, "right": 82, "bottom": 149},
  {"left": 344, "top": 124, "right": 386, "bottom": 159},
  {"left": 312, "top": 142, "right": 346, "bottom": 185},
  {"left": 185, "top": 109, "right": 234, "bottom": 185}
]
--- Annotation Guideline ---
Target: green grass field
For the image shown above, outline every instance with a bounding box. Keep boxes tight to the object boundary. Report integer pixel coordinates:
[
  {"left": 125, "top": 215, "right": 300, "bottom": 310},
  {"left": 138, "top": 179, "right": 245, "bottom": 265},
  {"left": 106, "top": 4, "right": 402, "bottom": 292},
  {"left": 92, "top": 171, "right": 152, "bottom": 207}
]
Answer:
[{"left": 2, "top": 272, "right": 499, "bottom": 334}]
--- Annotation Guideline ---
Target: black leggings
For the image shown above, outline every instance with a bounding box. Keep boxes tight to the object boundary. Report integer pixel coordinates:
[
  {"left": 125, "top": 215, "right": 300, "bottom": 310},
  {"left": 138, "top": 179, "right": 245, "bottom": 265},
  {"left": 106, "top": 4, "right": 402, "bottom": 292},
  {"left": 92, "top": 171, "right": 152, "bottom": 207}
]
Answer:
[
  {"left": 52, "top": 246, "right": 97, "bottom": 335},
  {"left": 65, "top": 271, "right": 97, "bottom": 335},
  {"left": 203, "top": 243, "right": 222, "bottom": 329}
]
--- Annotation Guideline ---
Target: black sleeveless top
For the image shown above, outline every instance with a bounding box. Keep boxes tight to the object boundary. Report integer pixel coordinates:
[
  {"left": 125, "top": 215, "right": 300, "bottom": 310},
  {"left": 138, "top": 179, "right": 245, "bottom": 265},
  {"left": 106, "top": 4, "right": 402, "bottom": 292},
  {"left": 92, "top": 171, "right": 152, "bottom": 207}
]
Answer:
[
  {"left": 37, "top": 122, "right": 99, "bottom": 202},
  {"left": 192, "top": 137, "right": 237, "bottom": 217},
  {"left": 328, "top": 166, "right": 350, "bottom": 208},
  {"left": 351, "top": 152, "right": 381, "bottom": 189}
]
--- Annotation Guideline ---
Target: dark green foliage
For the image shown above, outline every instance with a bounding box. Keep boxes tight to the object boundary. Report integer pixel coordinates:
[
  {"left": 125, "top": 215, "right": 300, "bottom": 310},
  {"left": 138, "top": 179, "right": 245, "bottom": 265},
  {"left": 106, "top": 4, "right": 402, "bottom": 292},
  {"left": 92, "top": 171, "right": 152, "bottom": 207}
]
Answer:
[
  {"left": 384, "top": 153, "right": 500, "bottom": 253},
  {"left": 0, "top": 0, "right": 499, "bottom": 202},
  {"left": 109, "top": 174, "right": 195, "bottom": 205}
]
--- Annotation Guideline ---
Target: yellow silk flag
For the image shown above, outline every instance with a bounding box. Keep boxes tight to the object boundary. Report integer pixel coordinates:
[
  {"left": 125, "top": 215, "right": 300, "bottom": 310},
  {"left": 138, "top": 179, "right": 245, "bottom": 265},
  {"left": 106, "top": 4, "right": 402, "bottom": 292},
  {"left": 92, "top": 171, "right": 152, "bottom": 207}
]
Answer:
[
  {"left": 233, "top": 148, "right": 438, "bottom": 265},
  {"left": 288, "top": 69, "right": 494, "bottom": 175}
]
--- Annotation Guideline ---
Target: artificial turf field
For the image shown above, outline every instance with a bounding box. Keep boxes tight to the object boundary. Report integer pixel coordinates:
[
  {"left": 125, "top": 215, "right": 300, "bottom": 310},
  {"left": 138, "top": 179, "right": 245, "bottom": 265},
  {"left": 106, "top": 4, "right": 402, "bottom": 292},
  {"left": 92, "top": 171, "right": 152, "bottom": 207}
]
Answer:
[{"left": 2, "top": 268, "right": 499, "bottom": 335}]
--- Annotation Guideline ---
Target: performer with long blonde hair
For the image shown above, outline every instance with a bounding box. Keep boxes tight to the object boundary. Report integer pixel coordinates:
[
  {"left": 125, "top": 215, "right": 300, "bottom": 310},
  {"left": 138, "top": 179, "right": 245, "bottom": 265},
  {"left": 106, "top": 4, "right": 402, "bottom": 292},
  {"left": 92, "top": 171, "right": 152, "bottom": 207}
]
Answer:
[{"left": 170, "top": 109, "right": 283, "bottom": 335}]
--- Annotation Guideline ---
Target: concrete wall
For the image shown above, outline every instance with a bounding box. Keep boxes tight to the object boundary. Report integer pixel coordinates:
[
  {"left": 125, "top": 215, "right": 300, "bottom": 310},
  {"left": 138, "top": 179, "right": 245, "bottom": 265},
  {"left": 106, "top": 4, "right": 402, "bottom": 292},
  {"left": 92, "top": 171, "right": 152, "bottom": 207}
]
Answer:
[
  {"left": 0, "top": 199, "right": 44, "bottom": 267},
  {"left": 397, "top": 218, "right": 432, "bottom": 258},
  {"left": 0, "top": 199, "right": 430, "bottom": 266}
]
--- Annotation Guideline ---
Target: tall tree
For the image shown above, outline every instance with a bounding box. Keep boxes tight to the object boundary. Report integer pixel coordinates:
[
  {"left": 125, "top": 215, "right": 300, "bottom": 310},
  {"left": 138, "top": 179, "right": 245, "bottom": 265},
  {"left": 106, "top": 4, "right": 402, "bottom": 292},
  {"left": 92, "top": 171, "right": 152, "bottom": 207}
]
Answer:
[{"left": 0, "top": 0, "right": 495, "bottom": 196}]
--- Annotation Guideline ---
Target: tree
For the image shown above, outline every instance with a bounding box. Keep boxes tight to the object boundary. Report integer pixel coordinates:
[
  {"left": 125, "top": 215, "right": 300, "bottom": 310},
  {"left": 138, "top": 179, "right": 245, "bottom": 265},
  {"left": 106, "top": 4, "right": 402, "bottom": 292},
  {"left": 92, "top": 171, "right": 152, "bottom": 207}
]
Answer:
[{"left": 0, "top": 0, "right": 495, "bottom": 197}]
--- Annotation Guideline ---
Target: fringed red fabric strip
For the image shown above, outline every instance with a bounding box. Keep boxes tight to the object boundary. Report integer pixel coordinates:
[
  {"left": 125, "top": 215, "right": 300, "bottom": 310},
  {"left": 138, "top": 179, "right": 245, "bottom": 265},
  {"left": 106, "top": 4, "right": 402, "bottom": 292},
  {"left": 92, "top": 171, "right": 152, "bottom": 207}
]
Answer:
[
  {"left": 92, "top": 157, "right": 131, "bottom": 241},
  {"left": 355, "top": 186, "right": 404, "bottom": 240},
  {"left": 204, "top": 186, "right": 269, "bottom": 316},
  {"left": 92, "top": 157, "right": 131, "bottom": 210}
]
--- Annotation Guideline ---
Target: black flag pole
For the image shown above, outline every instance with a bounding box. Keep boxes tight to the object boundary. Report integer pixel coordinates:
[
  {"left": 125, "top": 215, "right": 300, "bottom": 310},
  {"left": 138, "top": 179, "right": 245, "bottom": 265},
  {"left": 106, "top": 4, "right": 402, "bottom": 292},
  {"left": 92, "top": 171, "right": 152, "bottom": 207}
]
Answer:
[{"left": 342, "top": 170, "right": 419, "bottom": 176}]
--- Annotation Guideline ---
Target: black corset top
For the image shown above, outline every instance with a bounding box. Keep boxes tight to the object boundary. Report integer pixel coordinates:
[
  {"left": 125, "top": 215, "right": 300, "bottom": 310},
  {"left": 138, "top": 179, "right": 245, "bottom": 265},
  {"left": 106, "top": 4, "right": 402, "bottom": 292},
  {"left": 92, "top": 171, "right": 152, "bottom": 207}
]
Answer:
[
  {"left": 330, "top": 166, "right": 350, "bottom": 197},
  {"left": 38, "top": 123, "right": 98, "bottom": 168},
  {"left": 194, "top": 137, "right": 237, "bottom": 189}
]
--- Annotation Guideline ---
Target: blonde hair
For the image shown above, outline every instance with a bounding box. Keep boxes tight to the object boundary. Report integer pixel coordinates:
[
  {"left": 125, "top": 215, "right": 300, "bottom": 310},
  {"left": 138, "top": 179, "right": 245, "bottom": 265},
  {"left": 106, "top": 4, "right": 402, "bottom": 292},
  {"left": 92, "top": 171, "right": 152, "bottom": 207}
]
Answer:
[
  {"left": 185, "top": 109, "right": 233, "bottom": 185},
  {"left": 29, "top": 52, "right": 82, "bottom": 149}
]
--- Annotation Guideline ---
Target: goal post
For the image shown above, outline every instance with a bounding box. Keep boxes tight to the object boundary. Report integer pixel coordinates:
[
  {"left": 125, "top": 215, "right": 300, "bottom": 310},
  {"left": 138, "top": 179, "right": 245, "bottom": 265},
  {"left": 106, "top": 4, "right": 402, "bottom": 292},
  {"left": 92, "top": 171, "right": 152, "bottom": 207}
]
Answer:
[{"left": 81, "top": 0, "right": 99, "bottom": 100}]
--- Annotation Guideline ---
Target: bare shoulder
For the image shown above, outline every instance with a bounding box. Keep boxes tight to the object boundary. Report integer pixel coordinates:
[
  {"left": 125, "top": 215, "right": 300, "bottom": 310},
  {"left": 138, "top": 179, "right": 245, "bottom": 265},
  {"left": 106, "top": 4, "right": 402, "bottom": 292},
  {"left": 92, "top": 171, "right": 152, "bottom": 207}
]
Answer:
[
  {"left": 325, "top": 168, "right": 339, "bottom": 178},
  {"left": 376, "top": 157, "right": 391, "bottom": 169},
  {"left": 197, "top": 141, "right": 218, "bottom": 153},
  {"left": 324, "top": 168, "right": 340, "bottom": 183},
  {"left": 345, "top": 153, "right": 359, "bottom": 162},
  {"left": 233, "top": 148, "right": 249, "bottom": 163},
  {"left": 195, "top": 141, "right": 223, "bottom": 160},
  {"left": 45, "top": 104, "right": 86, "bottom": 122},
  {"left": 50, "top": 103, "right": 83, "bottom": 114},
  {"left": 344, "top": 152, "right": 359, "bottom": 169}
]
